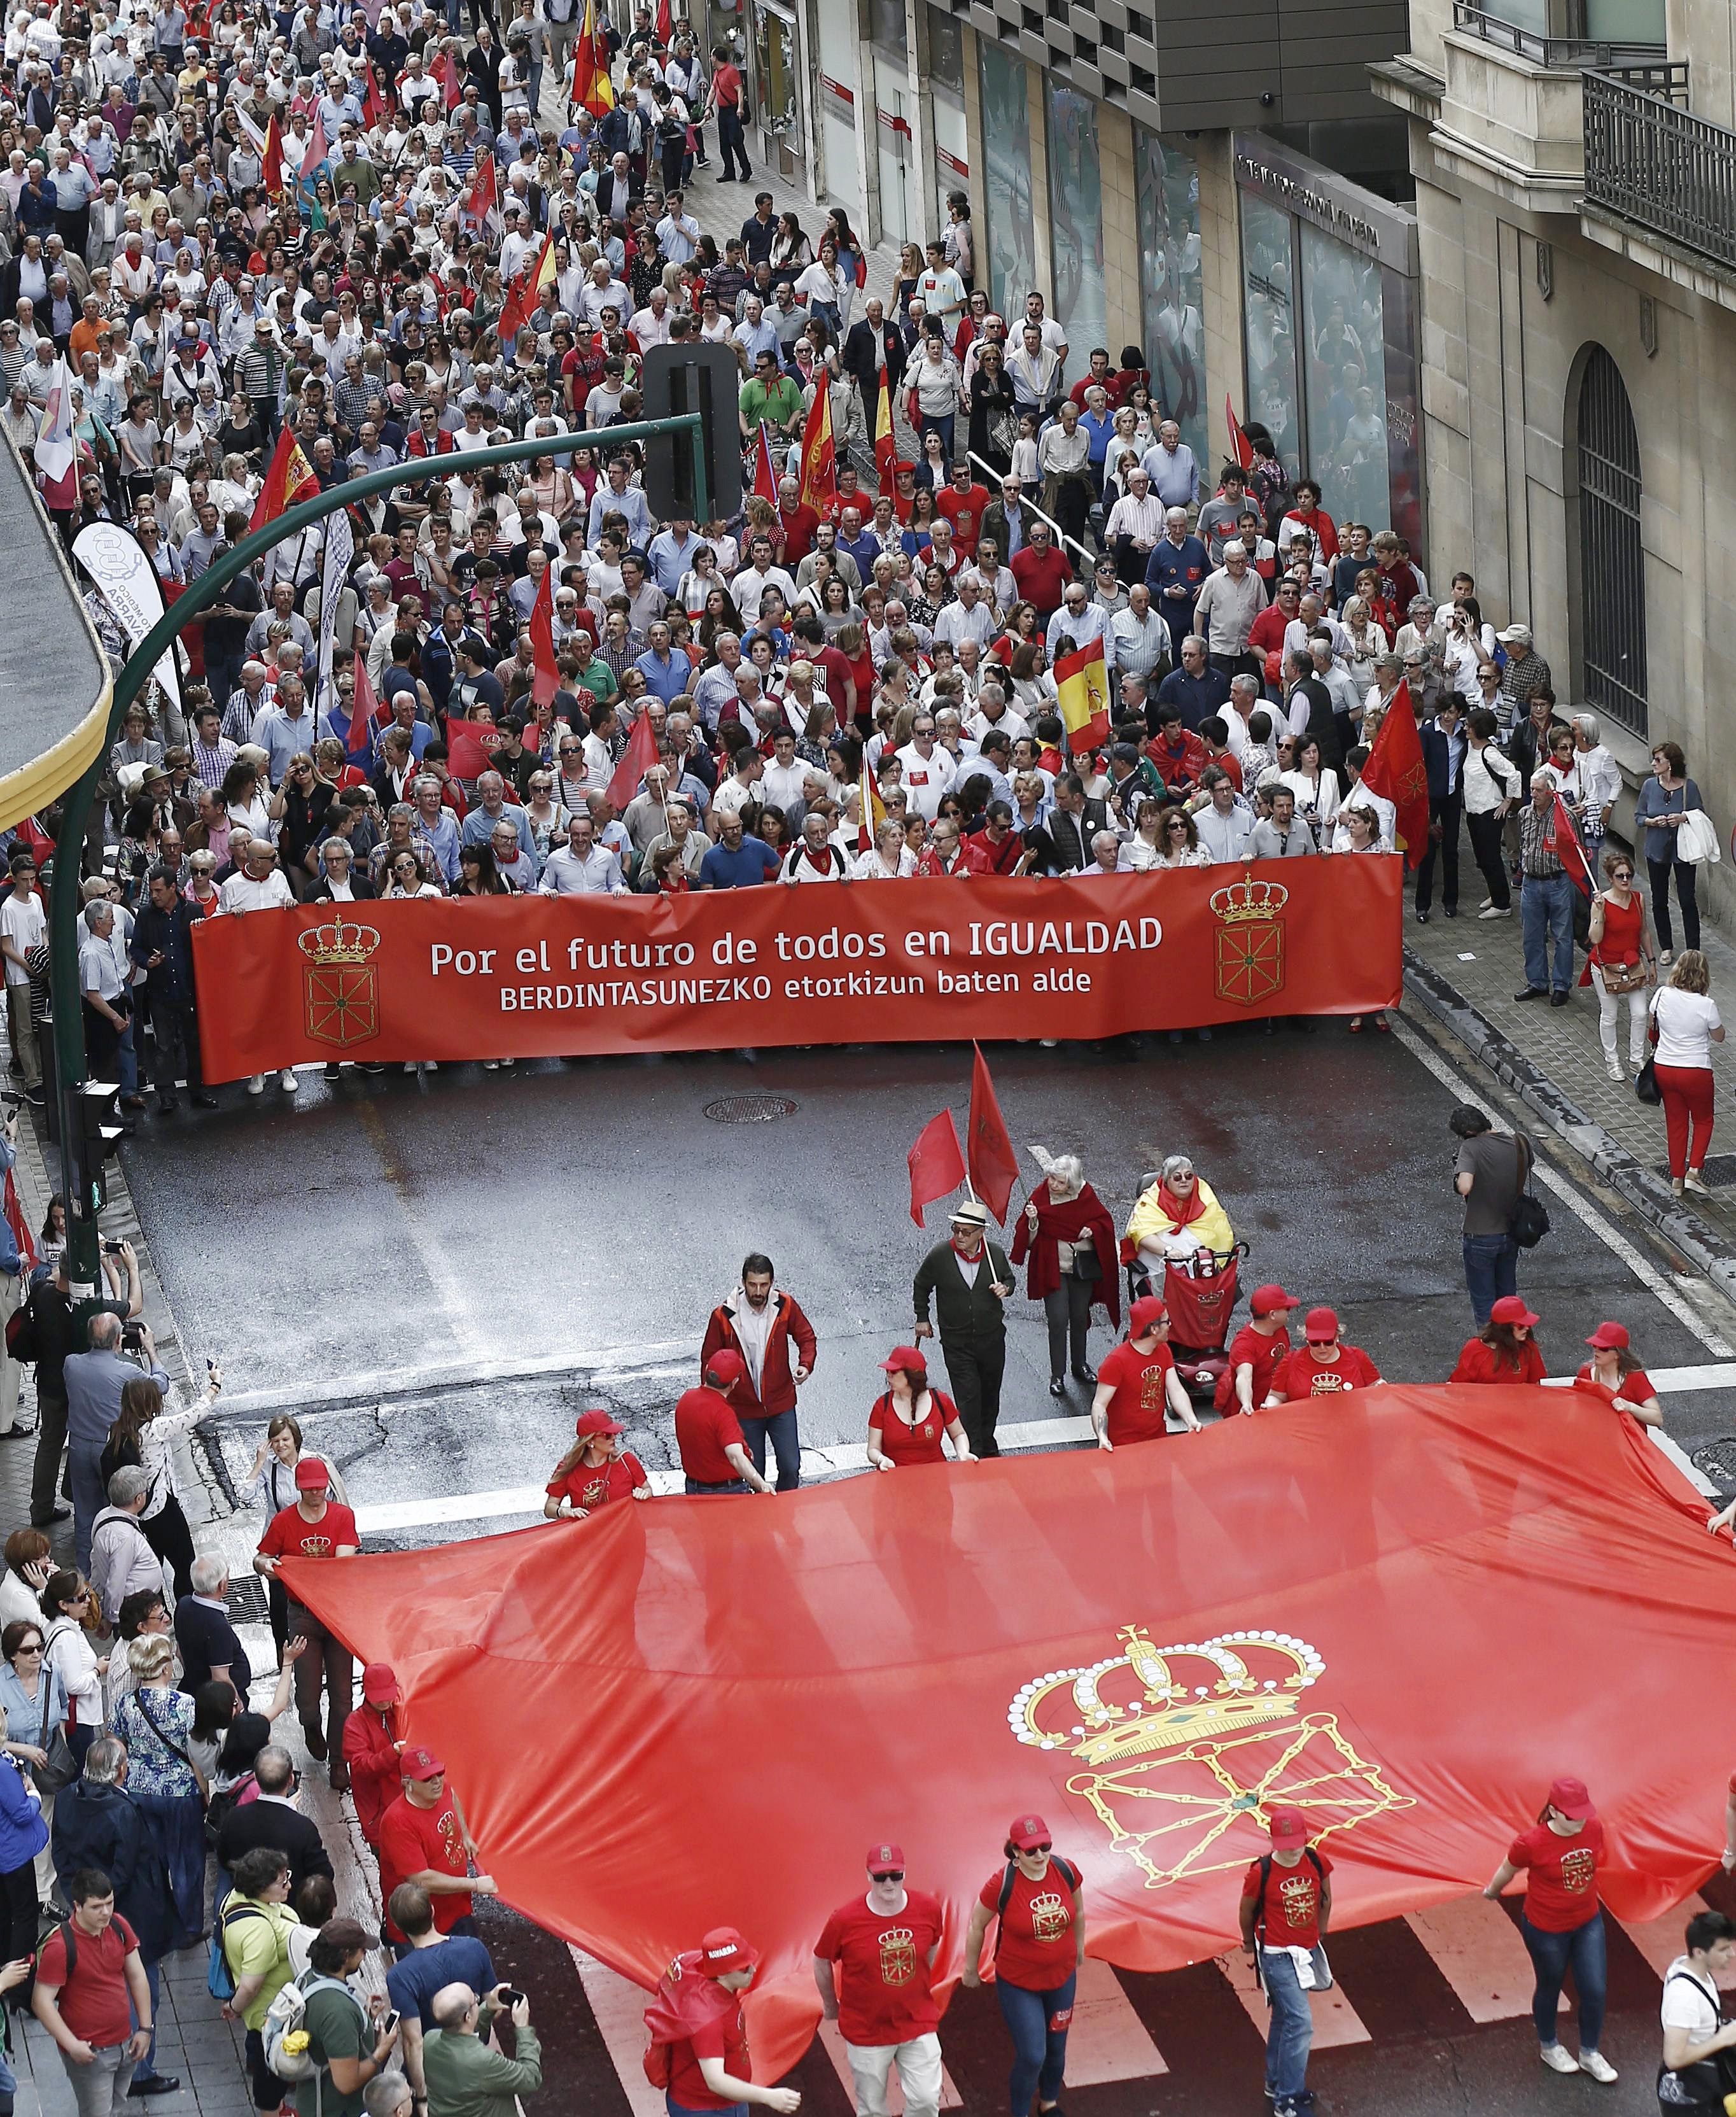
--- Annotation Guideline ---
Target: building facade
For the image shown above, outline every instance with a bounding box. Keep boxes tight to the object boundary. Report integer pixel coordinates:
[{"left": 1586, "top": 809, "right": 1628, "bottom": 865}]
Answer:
[{"left": 1371, "top": 0, "right": 1736, "bottom": 914}]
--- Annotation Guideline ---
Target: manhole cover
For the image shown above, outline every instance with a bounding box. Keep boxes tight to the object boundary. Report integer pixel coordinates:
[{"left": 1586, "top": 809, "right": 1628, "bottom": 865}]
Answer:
[
  {"left": 1691, "top": 1438, "right": 1736, "bottom": 1488},
  {"left": 227, "top": 1575, "right": 270, "bottom": 1625},
  {"left": 703, "top": 1095, "right": 798, "bottom": 1123}
]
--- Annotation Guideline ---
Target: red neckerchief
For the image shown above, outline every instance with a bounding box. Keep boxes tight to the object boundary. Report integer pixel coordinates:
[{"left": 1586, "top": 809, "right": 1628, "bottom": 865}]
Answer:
[
  {"left": 951, "top": 1238, "right": 985, "bottom": 1262},
  {"left": 1158, "top": 1181, "right": 1205, "bottom": 1229}
]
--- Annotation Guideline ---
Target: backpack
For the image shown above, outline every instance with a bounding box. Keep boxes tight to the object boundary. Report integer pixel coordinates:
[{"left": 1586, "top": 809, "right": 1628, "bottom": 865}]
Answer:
[
  {"left": 1508, "top": 1134, "right": 1551, "bottom": 1249},
  {"left": 993, "top": 1855, "right": 1082, "bottom": 1958},
  {"left": 641, "top": 1952, "right": 740, "bottom": 2090},
  {"left": 1250, "top": 1848, "right": 1326, "bottom": 1945},
  {"left": 3, "top": 1298, "right": 37, "bottom": 1366},
  {"left": 207, "top": 1890, "right": 266, "bottom": 2003},
  {"left": 263, "top": 1971, "right": 370, "bottom": 2085}
]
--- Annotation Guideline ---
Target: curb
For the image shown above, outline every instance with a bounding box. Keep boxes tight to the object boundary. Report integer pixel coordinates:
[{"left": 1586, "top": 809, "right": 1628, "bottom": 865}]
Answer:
[{"left": 1401, "top": 948, "right": 1736, "bottom": 1305}]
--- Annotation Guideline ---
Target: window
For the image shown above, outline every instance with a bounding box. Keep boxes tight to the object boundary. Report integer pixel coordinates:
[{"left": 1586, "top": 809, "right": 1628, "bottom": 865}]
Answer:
[
  {"left": 1045, "top": 76, "right": 1106, "bottom": 391},
  {"left": 1298, "top": 222, "right": 1388, "bottom": 537},
  {"left": 1239, "top": 193, "right": 1301, "bottom": 479},
  {"left": 977, "top": 42, "right": 1034, "bottom": 320},
  {"left": 1134, "top": 128, "right": 1205, "bottom": 474},
  {"left": 1574, "top": 346, "right": 1647, "bottom": 733}
]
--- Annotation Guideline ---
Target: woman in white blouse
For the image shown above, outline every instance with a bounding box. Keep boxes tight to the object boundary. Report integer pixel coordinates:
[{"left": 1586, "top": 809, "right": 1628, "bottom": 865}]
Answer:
[
  {"left": 1280, "top": 734, "right": 1341, "bottom": 837},
  {"left": 1340, "top": 596, "right": 1388, "bottom": 696},
  {"left": 853, "top": 817, "right": 918, "bottom": 880}
]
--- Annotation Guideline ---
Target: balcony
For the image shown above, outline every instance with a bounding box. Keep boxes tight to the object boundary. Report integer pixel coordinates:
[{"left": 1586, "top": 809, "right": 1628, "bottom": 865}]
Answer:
[
  {"left": 1417, "top": 0, "right": 1679, "bottom": 212},
  {"left": 1580, "top": 69, "right": 1736, "bottom": 304}
]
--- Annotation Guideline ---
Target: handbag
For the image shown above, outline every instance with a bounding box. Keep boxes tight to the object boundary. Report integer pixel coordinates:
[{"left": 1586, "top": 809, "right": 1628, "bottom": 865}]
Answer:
[
  {"left": 1597, "top": 956, "right": 1648, "bottom": 995},
  {"left": 1508, "top": 1135, "right": 1551, "bottom": 1249},
  {"left": 1637, "top": 992, "right": 1664, "bottom": 1104},
  {"left": 1070, "top": 1233, "right": 1102, "bottom": 1282},
  {"left": 31, "top": 1670, "right": 78, "bottom": 1797},
  {"left": 1676, "top": 807, "right": 1722, "bottom": 866}
]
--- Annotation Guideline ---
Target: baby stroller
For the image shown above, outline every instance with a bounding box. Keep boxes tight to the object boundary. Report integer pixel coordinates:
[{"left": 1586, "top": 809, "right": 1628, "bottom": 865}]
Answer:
[{"left": 1121, "top": 1174, "right": 1249, "bottom": 1404}]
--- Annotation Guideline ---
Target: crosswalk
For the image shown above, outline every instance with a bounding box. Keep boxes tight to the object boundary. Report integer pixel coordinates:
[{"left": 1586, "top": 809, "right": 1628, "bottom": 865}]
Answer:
[{"left": 561, "top": 1891, "right": 1716, "bottom": 2100}]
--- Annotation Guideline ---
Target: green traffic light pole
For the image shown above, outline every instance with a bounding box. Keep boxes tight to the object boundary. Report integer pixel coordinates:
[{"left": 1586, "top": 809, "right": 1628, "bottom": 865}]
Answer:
[{"left": 48, "top": 410, "right": 711, "bottom": 1297}]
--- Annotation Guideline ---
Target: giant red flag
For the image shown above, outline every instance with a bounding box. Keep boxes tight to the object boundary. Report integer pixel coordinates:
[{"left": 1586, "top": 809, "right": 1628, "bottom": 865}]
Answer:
[
  {"left": 284, "top": 1385, "right": 1736, "bottom": 2085},
  {"left": 967, "top": 1043, "right": 1019, "bottom": 1224},
  {"left": 248, "top": 426, "right": 319, "bottom": 535},
  {"left": 605, "top": 704, "right": 659, "bottom": 814},
  {"left": 907, "top": 1108, "right": 966, "bottom": 1225},
  {"left": 1359, "top": 678, "right": 1430, "bottom": 869}
]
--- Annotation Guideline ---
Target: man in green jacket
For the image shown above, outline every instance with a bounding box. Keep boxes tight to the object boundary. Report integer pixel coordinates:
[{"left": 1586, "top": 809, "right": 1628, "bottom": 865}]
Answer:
[
  {"left": 423, "top": 1985, "right": 542, "bottom": 2117},
  {"left": 913, "top": 1198, "right": 1014, "bottom": 1459}
]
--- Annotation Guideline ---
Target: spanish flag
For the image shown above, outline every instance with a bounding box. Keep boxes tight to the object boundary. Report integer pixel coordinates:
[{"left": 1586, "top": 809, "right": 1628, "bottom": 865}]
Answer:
[
  {"left": 874, "top": 340, "right": 895, "bottom": 491},
  {"left": 1054, "top": 635, "right": 1111, "bottom": 756},
  {"left": 798, "top": 373, "right": 837, "bottom": 514},
  {"left": 498, "top": 229, "right": 557, "bottom": 350},
  {"left": 857, "top": 750, "right": 885, "bottom": 854},
  {"left": 249, "top": 426, "right": 319, "bottom": 535},
  {"left": 571, "top": 0, "right": 615, "bottom": 116}
]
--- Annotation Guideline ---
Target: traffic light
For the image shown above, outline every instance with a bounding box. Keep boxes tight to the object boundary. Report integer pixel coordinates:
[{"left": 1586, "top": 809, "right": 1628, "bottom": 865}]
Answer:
[
  {"left": 640, "top": 344, "right": 743, "bottom": 525},
  {"left": 77, "top": 1078, "right": 127, "bottom": 1209}
]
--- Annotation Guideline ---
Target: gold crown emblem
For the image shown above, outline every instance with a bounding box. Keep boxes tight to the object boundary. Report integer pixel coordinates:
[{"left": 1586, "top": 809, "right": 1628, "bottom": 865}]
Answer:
[
  {"left": 297, "top": 917, "right": 382, "bottom": 966},
  {"left": 1210, "top": 872, "right": 1291, "bottom": 924},
  {"left": 878, "top": 1928, "right": 913, "bottom": 1950},
  {"left": 1009, "top": 1627, "right": 1324, "bottom": 1768}
]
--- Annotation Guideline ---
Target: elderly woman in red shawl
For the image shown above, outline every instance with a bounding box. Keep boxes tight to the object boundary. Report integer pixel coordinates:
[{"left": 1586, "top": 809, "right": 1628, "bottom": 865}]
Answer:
[{"left": 1010, "top": 1147, "right": 1121, "bottom": 1398}]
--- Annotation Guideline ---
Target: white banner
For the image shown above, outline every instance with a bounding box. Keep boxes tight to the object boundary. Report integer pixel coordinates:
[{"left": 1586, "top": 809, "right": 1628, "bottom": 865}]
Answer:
[
  {"left": 72, "top": 521, "right": 183, "bottom": 716},
  {"left": 314, "top": 505, "right": 354, "bottom": 738}
]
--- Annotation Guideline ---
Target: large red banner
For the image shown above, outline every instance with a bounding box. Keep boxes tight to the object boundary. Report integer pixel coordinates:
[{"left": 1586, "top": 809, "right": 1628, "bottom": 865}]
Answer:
[
  {"left": 190, "top": 861, "right": 1403, "bottom": 1076},
  {"left": 283, "top": 1387, "right": 1734, "bottom": 2081}
]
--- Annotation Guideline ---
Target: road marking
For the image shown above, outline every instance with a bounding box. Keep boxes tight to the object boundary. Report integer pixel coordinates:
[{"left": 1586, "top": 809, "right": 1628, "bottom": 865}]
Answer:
[
  {"left": 815, "top": 2018, "right": 965, "bottom": 2108},
  {"left": 568, "top": 1949, "right": 667, "bottom": 2117},
  {"left": 1388, "top": 1016, "right": 1736, "bottom": 1358},
  {"left": 1214, "top": 1952, "right": 1371, "bottom": 2048},
  {"left": 1617, "top": 1894, "right": 1709, "bottom": 1980},
  {"left": 1065, "top": 1957, "right": 1170, "bottom": 2080},
  {"left": 1404, "top": 1897, "right": 1565, "bottom": 2022}
]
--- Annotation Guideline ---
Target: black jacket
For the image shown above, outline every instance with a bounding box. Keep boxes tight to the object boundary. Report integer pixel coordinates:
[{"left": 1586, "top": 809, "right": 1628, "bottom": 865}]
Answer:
[
  {"left": 127, "top": 896, "right": 202, "bottom": 1004},
  {"left": 52, "top": 1779, "right": 179, "bottom": 1962},
  {"left": 216, "top": 1794, "right": 335, "bottom": 1895},
  {"left": 1031, "top": 801, "right": 1109, "bottom": 874},
  {"left": 1420, "top": 720, "right": 1468, "bottom": 803},
  {"left": 841, "top": 318, "right": 906, "bottom": 398},
  {"left": 914, "top": 1240, "right": 1012, "bottom": 1345}
]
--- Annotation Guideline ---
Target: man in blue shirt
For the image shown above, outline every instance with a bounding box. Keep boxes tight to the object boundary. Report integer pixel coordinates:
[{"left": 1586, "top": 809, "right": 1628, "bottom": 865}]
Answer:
[
  {"left": 699, "top": 812, "right": 780, "bottom": 888},
  {"left": 587, "top": 456, "right": 654, "bottom": 547},
  {"left": 1154, "top": 637, "right": 1231, "bottom": 733},
  {"left": 386, "top": 1884, "right": 500, "bottom": 2065},
  {"left": 1144, "top": 509, "right": 1209, "bottom": 660},
  {"left": 646, "top": 519, "right": 701, "bottom": 596},
  {"left": 634, "top": 623, "right": 694, "bottom": 705}
]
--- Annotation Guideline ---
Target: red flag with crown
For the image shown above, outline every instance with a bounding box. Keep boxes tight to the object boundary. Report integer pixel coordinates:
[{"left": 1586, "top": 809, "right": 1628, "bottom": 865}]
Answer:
[
  {"left": 797, "top": 377, "right": 837, "bottom": 514},
  {"left": 1359, "top": 679, "right": 1430, "bottom": 869}
]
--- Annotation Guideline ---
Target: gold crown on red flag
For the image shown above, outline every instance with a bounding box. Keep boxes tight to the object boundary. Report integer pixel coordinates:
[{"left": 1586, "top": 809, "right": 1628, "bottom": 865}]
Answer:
[
  {"left": 1209, "top": 874, "right": 1290, "bottom": 925},
  {"left": 297, "top": 917, "right": 381, "bottom": 967}
]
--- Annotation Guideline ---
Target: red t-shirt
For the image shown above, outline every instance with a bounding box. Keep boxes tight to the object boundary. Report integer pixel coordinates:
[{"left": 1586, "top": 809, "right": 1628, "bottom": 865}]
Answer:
[
  {"left": 1009, "top": 544, "right": 1074, "bottom": 618},
  {"left": 1095, "top": 1339, "right": 1177, "bottom": 1445},
  {"left": 778, "top": 503, "right": 820, "bottom": 566},
  {"left": 713, "top": 60, "right": 744, "bottom": 108},
  {"left": 815, "top": 1890, "right": 946, "bottom": 2044},
  {"left": 1508, "top": 1819, "right": 1604, "bottom": 1931},
  {"left": 963, "top": 827, "right": 1023, "bottom": 875},
  {"left": 1271, "top": 1345, "right": 1381, "bottom": 1400},
  {"left": 1574, "top": 1363, "right": 1656, "bottom": 1412},
  {"left": 1215, "top": 1323, "right": 1291, "bottom": 1412},
  {"left": 545, "top": 1451, "right": 649, "bottom": 1511},
  {"left": 936, "top": 482, "right": 991, "bottom": 547},
  {"left": 1450, "top": 1339, "right": 1548, "bottom": 1386},
  {"left": 668, "top": 1993, "right": 749, "bottom": 2109},
  {"left": 978, "top": 1861, "right": 1079, "bottom": 1990},
  {"left": 257, "top": 1500, "right": 360, "bottom": 1566},
  {"left": 36, "top": 1913, "right": 138, "bottom": 2045},
  {"left": 378, "top": 1790, "right": 471, "bottom": 1939},
  {"left": 867, "top": 1389, "right": 959, "bottom": 1466},
  {"left": 675, "top": 1386, "right": 746, "bottom": 1484},
  {"left": 1241, "top": 1849, "right": 1333, "bottom": 1949}
]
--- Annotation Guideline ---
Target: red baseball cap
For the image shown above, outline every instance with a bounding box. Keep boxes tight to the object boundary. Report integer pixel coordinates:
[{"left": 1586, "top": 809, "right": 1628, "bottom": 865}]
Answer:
[
  {"left": 293, "top": 1457, "right": 330, "bottom": 1490},
  {"left": 705, "top": 1349, "right": 747, "bottom": 1386},
  {"left": 1007, "top": 1814, "right": 1051, "bottom": 1850},
  {"left": 698, "top": 1927, "right": 760, "bottom": 1978},
  {"left": 1304, "top": 1307, "right": 1340, "bottom": 1342},
  {"left": 878, "top": 1347, "right": 927, "bottom": 1376},
  {"left": 1547, "top": 1776, "right": 1596, "bottom": 1822},
  {"left": 1585, "top": 1321, "right": 1629, "bottom": 1350},
  {"left": 1250, "top": 1284, "right": 1301, "bottom": 1318},
  {"left": 575, "top": 1407, "right": 624, "bottom": 1438},
  {"left": 1129, "top": 1295, "right": 1168, "bottom": 1334},
  {"left": 1268, "top": 1806, "right": 1310, "bottom": 1848},
  {"left": 361, "top": 1663, "right": 400, "bottom": 1705},
  {"left": 866, "top": 1841, "right": 905, "bottom": 1869},
  {"left": 400, "top": 1746, "right": 445, "bottom": 1781},
  {"left": 1490, "top": 1295, "right": 1540, "bottom": 1327}
]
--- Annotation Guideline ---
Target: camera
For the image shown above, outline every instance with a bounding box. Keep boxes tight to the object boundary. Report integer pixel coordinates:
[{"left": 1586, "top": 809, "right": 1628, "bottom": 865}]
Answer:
[
  {"left": 102, "top": 1239, "right": 125, "bottom": 1256},
  {"left": 120, "top": 1321, "right": 144, "bottom": 1352}
]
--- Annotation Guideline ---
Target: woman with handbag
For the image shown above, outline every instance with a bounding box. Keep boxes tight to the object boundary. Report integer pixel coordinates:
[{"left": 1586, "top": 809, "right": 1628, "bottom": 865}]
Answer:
[
  {"left": 39, "top": 1570, "right": 107, "bottom": 1769},
  {"left": 0, "top": 1619, "right": 73, "bottom": 1917},
  {"left": 1009, "top": 1148, "right": 1121, "bottom": 1398},
  {"left": 111, "top": 1635, "right": 207, "bottom": 1945},
  {"left": 1635, "top": 741, "right": 1704, "bottom": 960},
  {"left": 1649, "top": 952, "right": 1723, "bottom": 1199},
  {"left": 1658, "top": 1909, "right": 1736, "bottom": 2112},
  {"left": 1586, "top": 850, "right": 1658, "bottom": 1083}
]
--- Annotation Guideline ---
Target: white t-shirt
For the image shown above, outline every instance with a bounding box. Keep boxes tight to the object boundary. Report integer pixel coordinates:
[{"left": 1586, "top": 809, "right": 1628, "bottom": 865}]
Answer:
[
  {"left": 1661, "top": 1957, "right": 1719, "bottom": 2038},
  {"left": 0, "top": 892, "right": 46, "bottom": 988},
  {"left": 1651, "top": 988, "right": 1722, "bottom": 1069}
]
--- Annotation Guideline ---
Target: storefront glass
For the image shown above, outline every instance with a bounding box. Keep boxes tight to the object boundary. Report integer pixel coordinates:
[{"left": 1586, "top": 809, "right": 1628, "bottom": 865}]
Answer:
[
  {"left": 1298, "top": 221, "right": 1389, "bottom": 535},
  {"left": 1240, "top": 192, "right": 1301, "bottom": 477},
  {"left": 928, "top": 6, "right": 969, "bottom": 241},
  {"left": 1133, "top": 128, "right": 1207, "bottom": 476},
  {"left": 977, "top": 42, "right": 1033, "bottom": 321},
  {"left": 1045, "top": 76, "right": 1106, "bottom": 390}
]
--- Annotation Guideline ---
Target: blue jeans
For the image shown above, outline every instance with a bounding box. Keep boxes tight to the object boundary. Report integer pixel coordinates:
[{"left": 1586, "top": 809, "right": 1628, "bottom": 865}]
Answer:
[
  {"left": 131, "top": 1955, "right": 160, "bottom": 2080},
  {"left": 740, "top": 1410, "right": 800, "bottom": 1491},
  {"left": 70, "top": 1444, "right": 106, "bottom": 1573},
  {"left": 1261, "top": 1947, "right": 1317, "bottom": 2102},
  {"left": 669, "top": 2101, "right": 747, "bottom": 2117},
  {"left": 1521, "top": 1910, "right": 1606, "bottom": 2053},
  {"left": 996, "top": 1969, "right": 1075, "bottom": 2117},
  {"left": 1462, "top": 1231, "right": 1518, "bottom": 1327},
  {"left": 1521, "top": 871, "right": 1575, "bottom": 994}
]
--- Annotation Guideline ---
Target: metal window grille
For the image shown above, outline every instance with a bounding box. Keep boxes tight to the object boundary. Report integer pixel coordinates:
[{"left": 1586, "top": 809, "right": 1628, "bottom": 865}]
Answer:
[{"left": 1576, "top": 346, "right": 1648, "bottom": 735}]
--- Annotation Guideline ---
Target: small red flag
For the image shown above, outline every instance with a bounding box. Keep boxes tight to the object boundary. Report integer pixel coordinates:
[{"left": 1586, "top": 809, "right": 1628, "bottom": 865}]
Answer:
[
  {"left": 606, "top": 705, "right": 659, "bottom": 813},
  {"left": 360, "top": 58, "right": 385, "bottom": 130},
  {"left": 528, "top": 562, "right": 559, "bottom": 711},
  {"left": 908, "top": 1109, "right": 967, "bottom": 1228},
  {"left": 656, "top": 0, "right": 673, "bottom": 41},
  {"left": 4, "top": 1169, "right": 37, "bottom": 1272},
  {"left": 345, "top": 655, "right": 381, "bottom": 762},
  {"left": 249, "top": 425, "right": 319, "bottom": 535},
  {"left": 967, "top": 1044, "right": 1019, "bottom": 1224},
  {"left": 752, "top": 421, "right": 779, "bottom": 506},
  {"left": 261, "top": 114, "right": 286, "bottom": 200},
  {"left": 448, "top": 716, "right": 504, "bottom": 780},
  {"left": 1359, "top": 678, "right": 1431, "bottom": 871},
  {"left": 1548, "top": 790, "right": 1593, "bottom": 897},
  {"left": 1225, "top": 394, "right": 1254, "bottom": 472}
]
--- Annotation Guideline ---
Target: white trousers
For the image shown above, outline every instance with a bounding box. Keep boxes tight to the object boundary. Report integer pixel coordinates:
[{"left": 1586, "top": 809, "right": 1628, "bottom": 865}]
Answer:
[
  {"left": 842, "top": 2032, "right": 944, "bottom": 2117},
  {"left": 1590, "top": 965, "right": 1649, "bottom": 1063}
]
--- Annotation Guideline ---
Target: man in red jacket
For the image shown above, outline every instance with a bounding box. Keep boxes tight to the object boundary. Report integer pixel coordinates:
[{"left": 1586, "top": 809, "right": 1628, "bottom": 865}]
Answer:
[{"left": 700, "top": 1253, "right": 818, "bottom": 1492}]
